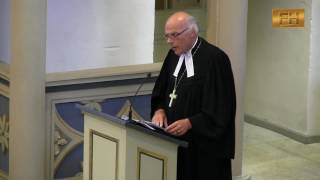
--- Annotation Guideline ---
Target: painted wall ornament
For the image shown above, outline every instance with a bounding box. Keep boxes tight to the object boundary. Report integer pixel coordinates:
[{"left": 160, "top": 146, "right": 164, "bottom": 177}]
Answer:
[{"left": 0, "top": 114, "right": 9, "bottom": 153}]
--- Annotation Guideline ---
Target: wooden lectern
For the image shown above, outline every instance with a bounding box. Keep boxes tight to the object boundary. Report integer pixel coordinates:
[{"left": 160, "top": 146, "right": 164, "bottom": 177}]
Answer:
[{"left": 80, "top": 106, "right": 187, "bottom": 180}]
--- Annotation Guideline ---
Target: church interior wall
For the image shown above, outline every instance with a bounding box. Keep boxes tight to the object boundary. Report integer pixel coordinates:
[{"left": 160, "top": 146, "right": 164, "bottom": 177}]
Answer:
[
  {"left": 6, "top": 0, "right": 317, "bottom": 178},
  {"left": 245, "top": 0, "right": 319, "bottom": 140},
  {"left": 0, "top": 0, "right": 155, "bottom": 72},
  {"left": 46, "top": 0, "right": 155, "bottom": 73},
  {"left": 0, "top": 0, "right": 10, "bottom": 64}
]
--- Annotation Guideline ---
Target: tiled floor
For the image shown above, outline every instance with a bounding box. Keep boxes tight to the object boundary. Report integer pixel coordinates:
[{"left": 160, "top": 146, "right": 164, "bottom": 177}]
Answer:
[{"left": 243, "top": 123, "right": 320, "bottom": 180}]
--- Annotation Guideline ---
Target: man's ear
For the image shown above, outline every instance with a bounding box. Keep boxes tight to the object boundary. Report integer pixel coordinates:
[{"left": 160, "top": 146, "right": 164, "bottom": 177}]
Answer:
[{"left": 191, "top": 30, "right": 197, "bottom": 38}]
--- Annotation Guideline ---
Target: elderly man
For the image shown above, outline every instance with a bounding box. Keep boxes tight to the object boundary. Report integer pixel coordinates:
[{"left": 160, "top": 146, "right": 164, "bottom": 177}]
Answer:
[{"left": 151, "top": 11, "right": 236, "bottom": 180}]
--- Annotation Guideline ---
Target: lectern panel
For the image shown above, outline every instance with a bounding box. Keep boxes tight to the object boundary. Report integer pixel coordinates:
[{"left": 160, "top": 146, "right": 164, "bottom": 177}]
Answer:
[
  {"left": 82, "top": 108, "right": 183, "bottom": 180},
  {"left": 90, "top": 130, "right": 119, "bottom": 180},
  {"left": 138, "top": 148, "right": 167, "bottom": 180}
]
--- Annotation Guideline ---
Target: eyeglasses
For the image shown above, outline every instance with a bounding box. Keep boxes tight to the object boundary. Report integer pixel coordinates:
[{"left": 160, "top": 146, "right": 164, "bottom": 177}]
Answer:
[{"left": 164, "top": 27, "right": 189, "bottom": 39}]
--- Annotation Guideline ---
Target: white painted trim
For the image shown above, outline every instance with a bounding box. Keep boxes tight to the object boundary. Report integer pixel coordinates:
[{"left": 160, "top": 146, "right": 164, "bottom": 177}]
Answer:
[
  {"left": 233, "top": 175, "right": 251, "bottom": 180},
  {"left": 0, "top": 62, "right": 9, "bottom": 81},
  {"left": 46, "top": 63, "right": 162, "bottom": 87},
  {"left": 307, "top": 0, "right": 320, "bottom": 136},
  {"left": 0, "top": 62, "right": 9, "bottom": 97},
  {"left": 0, "top": 84, "right": 9, "bottom": 97}
]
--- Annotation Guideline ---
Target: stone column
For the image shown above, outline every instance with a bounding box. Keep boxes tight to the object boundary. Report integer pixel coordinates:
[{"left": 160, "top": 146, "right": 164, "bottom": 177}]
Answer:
[
  {"left": 9, "top": 0, "right": 47, "bottom": 180},
  {"left": 206, "top": 0, "right": 249, "bottom": 179},
  {"left": 307, "top": 0, "right": 320, "bottom": 136}
]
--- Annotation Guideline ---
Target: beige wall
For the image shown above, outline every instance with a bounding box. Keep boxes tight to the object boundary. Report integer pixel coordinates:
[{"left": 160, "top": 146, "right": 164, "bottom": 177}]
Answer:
[
  {"left": 307, "top": 0, "right": 320, "bottom": 135},
  {"left": 0, "top": 0, "right": 10, "bottom": 64},
  {"left": 46, "top": 0, "right": 155, "bottom": 73},
  {"left": 245, "top": 0, "right": 311, "bottom": 134}
]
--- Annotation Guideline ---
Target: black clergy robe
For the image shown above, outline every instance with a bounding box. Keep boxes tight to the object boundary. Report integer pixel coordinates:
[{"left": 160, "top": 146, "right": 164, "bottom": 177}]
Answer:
[{"left": 151, "top": 37, "right": 236, "bottom": 180}]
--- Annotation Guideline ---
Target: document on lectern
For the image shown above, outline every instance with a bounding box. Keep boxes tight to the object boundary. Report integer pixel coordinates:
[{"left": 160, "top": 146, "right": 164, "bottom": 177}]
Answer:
[
  {"left": 143, "top": 120, "right": 166, "bottom": 131},
  {"left": 120, "top": 115, "right": 165, "bottom": 131}
]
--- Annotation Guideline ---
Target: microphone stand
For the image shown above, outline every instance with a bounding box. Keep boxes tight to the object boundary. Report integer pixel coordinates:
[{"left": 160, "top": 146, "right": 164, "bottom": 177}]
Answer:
[{"left": 128, "top": 72, "right": 151, "bottom": 121}]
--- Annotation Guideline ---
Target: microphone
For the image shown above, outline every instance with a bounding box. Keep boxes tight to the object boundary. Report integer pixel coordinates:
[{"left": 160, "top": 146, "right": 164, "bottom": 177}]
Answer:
[{"left": 128, "top": 72, "right": 152, "bottom": 121}]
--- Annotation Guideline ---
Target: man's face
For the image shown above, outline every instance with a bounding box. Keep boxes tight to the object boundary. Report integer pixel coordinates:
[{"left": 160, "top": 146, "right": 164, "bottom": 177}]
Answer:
[{"left": 164, "top": 23, "right": 194, "bottom": 56}]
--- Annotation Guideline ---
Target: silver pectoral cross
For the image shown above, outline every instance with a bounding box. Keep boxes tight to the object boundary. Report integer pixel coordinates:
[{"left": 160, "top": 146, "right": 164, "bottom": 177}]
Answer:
[{"left": 169, "top": 88, "right": 177, "bottom": 107}]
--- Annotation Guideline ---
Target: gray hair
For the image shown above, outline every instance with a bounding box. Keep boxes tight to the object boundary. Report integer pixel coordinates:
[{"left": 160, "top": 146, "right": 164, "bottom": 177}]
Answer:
[{"left": 186, "top": 15, "right": 199, "bottom": 34}]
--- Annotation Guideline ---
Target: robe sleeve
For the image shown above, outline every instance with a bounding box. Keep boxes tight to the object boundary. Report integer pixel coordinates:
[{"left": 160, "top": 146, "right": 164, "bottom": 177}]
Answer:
[
  {"left": 189, "top": 50, "right": 236, "bottom": 140},
  {"left": 150, "top": 51, "right": 171, "bottom": 118}
]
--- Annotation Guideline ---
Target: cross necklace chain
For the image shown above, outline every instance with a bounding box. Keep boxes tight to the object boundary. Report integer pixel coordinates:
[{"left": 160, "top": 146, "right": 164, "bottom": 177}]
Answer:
[
  {"left": 168, "top": 39, "right": 202, "bottom": 108},
  {"left": 168, "top": 69, "right": 185, "bottom": 107}
]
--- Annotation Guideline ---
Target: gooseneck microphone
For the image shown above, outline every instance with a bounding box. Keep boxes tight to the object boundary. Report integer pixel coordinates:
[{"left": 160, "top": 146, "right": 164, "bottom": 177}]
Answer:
[{"left": 128, "top": 72, "right": 152, "bottom": 121}]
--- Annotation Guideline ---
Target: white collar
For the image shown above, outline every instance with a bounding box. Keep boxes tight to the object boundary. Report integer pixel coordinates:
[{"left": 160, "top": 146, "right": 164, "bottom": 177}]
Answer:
[{"left": 173, "top": 37, "right": 198, "bottom": 78}]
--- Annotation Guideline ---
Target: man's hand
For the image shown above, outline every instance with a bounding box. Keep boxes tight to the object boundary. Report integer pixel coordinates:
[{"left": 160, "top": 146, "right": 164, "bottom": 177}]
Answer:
[
  {"left": 152, "top": 109, "right": 168, "bottom": 128},
  {"left": 165, "top": 118, "right": 192, "bottom": 136}
]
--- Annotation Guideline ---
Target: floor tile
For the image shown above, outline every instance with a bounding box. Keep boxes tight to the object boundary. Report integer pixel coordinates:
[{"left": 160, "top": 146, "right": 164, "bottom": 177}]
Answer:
[{"left": 243, "top": 123, "right": 320, "bottom": 180}]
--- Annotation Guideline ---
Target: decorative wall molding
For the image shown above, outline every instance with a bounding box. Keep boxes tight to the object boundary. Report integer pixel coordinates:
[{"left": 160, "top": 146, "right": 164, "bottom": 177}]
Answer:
[
  {"left": 0, "top": 63, "right": 9, "bottom": 96},
  {"left": 54, "top": 129, "right": 69, "bottom": 157},
  {"left": 46, "top": 63, "right": 162, "bottom": 87},
  {"left": 233, "top": 175, "right": 251, "bottom": 180},
  {"left": 0, "top": 63, "right": 9, "bottom": 180},
  {"left": 80, "top": 100, "right": 103, "bottom": 112},
  {"left": 0, "top": 169, "right": 8, "bottom": 180},
  {"left": 53, "top": 110, "right": 83, "bottom": 173},
  {"left": 116, "top": 100, "right": 145, "bottom": 121},
  {"left": 46, "top": 63, "right": 160, "bottom": 180},
  {"left": 0, "top": 63, "right": 9, "bottom": 82},
  {"left": 0, "top": 84, "right": 8, "bottom": 97},
  {"left": 0, "top": 114, "right": 9, "bottom": 153}
]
